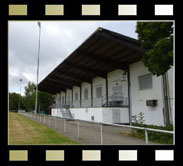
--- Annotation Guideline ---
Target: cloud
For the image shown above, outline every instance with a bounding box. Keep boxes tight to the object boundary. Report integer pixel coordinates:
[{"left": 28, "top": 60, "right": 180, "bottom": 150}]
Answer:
[{"left": 9, "top": 21, "right": 137, "bottom": 95}]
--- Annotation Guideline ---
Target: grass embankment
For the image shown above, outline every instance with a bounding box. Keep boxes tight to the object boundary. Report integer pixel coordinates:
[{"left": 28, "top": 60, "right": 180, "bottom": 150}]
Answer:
[
  {"left": 9, "top": 112, "right": 79, "bottom": 145},
  {"left": 130, "top": 124, "right": 174, "bottom": 144}
]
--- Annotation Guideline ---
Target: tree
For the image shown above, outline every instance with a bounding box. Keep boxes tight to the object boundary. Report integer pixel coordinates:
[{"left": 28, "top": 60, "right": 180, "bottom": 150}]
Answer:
[
  {"left": 24, "top": 82, "right": 54, "bottom": 112},
  {"left": 38, "top": 91, "right": 55, "bottom": 111},
  {"left": 24, "top": 82, "right": 36, "bottom": 112},
  {"left": 9, "top": 92, "right": 24, "bottom": 111},
  {"left": 136, "top": 22, "right": 173, "bottom": 76},
  {"left": 24, "top": 82, "right": 36, "bottom": 96},
  {"left": 24, "top": 92, "right": 35, "bottom": 112}
]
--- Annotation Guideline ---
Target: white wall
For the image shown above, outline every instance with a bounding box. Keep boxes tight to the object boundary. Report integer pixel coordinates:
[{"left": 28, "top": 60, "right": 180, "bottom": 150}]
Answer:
[
  {"left": 102, "top": 107, "right": 129, "bottom": 124},
  {"left": 51, "top": 108, "right": 58, "bottom": 116},
  {"left": 52, "top": 62, "right": 173, "bottom": 127},
  {"left": 69, "top": 107, "right": 129, "bottom": 124},
  {"left": 167, "top": 67, "right": 174, "bottom": 124},
  {"left": 73, "top": 86, "right": 80, "bottom": 100},
  {"left": 56, "top": 93, "right": 61, "bottom": 103},
  {"left": 73, "top": 86, "right": 80, "bottom": 107},
  {"left": 66, "top": 89, "right": 72, "bottom": 105},
  {"left": 52, "top": 61, "right": 169, "bottom": 126},
  {"left": 51, "top": 108, "right": 62, "bottom": 117},
  {"left": 81, "top": 82, "right": 91, "bottom": 107},
  {"left": 70, "top": 107, "right": 103, "bottom": 122},
  {"left": 81, "top": 82, "right": 91, "bottom": 99},
  {"left": 92, "top": 77, "right": 106, "bottom": 106},
  {"left": 107, "top": 69, "right": 128, "bottom": 98},
  {"left": 130, "top": 61, "right": 165, "bottom": 126},
  {"left": 92, "top": 77, "right": 106, "bottom": 97}
]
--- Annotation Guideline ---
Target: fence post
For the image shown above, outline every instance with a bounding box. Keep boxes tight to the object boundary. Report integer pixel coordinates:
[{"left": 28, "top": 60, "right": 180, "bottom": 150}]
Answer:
[
  {"left": 100, "top": 123, "right": 103, "bottom": 145},
  {"left": 64, "top": 119, "right": 66, "bottom": 133},
  {"left": 77, "top": 120, "right": 80, "bottom": 139},
  {"left": 44, "top": 114, "right": 45, "bottom": 124},
  {"left": 145, "top": 129, "right": 149, "bottom": 145},
  {"left": 55, "top": 117, "right": 57, "bottom": 130},
  {"left": 49, "top": 115, "right": 50, "bottom": 126}
]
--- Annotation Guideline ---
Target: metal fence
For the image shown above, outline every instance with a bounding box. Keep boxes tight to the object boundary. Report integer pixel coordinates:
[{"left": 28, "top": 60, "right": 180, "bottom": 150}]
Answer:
[
  {"left": 19, "top": 112, "right": 174, "bottom": 145},
  {"left": 52, "top": 95, "right": 129, "bottom": 109}
]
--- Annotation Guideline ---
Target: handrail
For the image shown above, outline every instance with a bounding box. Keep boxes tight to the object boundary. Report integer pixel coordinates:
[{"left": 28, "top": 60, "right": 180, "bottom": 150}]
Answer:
[
  {"left": 19, "top": 112, "right": 174, "bottom": 145},
  {"left": 56, "top": 116, "right": 174, "bottom": 134}
]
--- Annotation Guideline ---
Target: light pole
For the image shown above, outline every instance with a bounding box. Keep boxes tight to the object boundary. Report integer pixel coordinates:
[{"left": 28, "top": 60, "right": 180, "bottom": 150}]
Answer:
[
  {"left": 18, "top": 79, "right": 22, "bottom": 111},
  {"left": 35, "top": 22, "right": 41, "bottom": 116}
]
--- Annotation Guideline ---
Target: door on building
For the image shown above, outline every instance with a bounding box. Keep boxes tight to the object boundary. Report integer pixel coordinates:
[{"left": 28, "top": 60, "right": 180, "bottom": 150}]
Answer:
[{"left": 112, "top": 109, "right": 121, "bottom": 124}]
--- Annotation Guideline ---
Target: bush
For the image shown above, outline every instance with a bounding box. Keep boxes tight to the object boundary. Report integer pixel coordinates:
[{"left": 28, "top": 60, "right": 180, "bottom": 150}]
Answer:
[{"left": 131, "top": 123, "right": 173, "bottom": 144}]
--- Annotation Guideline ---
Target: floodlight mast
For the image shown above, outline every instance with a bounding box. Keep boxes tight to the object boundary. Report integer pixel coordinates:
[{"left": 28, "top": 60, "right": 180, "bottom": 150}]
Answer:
[
  {"left": 35, "top": 22, "right": 41, "bottom": 117},
  {"left": 18, "top": 78, "right": 22, "bottom": 111}
]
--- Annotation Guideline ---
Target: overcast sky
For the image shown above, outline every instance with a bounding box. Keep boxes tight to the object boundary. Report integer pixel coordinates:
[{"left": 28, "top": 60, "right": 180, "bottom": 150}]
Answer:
[{"left": 9, "top": 21, "right": 137, "bottom": 96}]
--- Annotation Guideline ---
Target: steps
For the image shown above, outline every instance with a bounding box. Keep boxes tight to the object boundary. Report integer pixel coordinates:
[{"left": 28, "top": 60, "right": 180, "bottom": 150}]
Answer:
[{"left": 60, "top": 107, "right": 73, "bottom": 118}]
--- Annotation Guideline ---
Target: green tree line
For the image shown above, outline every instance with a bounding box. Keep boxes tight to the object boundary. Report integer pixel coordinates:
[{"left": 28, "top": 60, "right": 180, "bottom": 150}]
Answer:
[{"left": 9, "top": 82, "right": 55, "bottom": 113}]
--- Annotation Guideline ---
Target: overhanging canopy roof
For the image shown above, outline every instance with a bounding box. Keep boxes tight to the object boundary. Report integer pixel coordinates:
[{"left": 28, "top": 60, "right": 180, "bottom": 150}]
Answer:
[{"left": 38, "top": 27, "right": 145, "bottom": 94}]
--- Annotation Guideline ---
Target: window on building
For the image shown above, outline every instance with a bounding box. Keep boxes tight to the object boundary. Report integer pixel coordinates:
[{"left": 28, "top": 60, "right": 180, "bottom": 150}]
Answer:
[
  {"left": 84, "top": 89, "right": 88, "bottom": 99},
  {"left": 75, "top": 92, "right": 78, "bottom": 101},
  {"left": 96, "top": 87, "right": 102, "bottom": 98},
  {"left": 139, "top": 74, "right": 153, "bottom": 90}
]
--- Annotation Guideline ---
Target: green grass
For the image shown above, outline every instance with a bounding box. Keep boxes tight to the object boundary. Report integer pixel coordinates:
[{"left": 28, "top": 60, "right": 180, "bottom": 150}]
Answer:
[
  {"left": 9, "top": 112, "right": 79, "bottom": 145},
  {"left": 130, "top": 123, "right": 174, "bottom": 144}
]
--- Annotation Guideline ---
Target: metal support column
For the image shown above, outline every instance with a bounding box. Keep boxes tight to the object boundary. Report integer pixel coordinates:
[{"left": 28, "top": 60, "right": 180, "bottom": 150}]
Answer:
[
  {"left": 72, "top": 88, "right": 73, "bottom": 107},
  {"left": 162, "top": 74, "right": 170, "bottom": 126},
  {"left": 65, "top": 90, "right": 67, "bottom": 105},
  {"left": 77, "top": 120, "right": 80, "bottom": 139},
  {"left": 105, "top": 75, "right": 108, "bottom": 106},
  {"left": 80, "top": 85, "right": 82, "bottom": 107},
  {"left": 49, "top": 115, "right": 50, "bottom": 126},
  {"left": 91, "top": 81, "right": 93, "bottom": 107},
  {"left": 127, "top": 68, "right": 132, "bottom": 127},
  {"left": 55, "top": 117, "right": 57, "bottom": 130},
  {"left": 100, "top": 123, "right": 103, "bottom": 145},
  {"left": 44, "top": 114, "right": 45, "bottom": 124},
  {"left": 64, "top": 119, "right": 66, "bottom": 133},
  {"left": 145, "top": 129, "right": 149, "bottom": 145}
]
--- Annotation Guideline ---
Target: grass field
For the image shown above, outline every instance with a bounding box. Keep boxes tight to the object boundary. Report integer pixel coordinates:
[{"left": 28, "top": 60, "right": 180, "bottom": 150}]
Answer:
[{"left": 9, "top": 112, "right": 79, "bottom": 145}]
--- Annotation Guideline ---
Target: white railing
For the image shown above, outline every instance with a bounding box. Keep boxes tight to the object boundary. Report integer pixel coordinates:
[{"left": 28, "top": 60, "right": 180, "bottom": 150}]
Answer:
[
  {"left": 73, "top": 100, "right": 80, "bottom": 107},
  {"left": 66, "top": 101, "right": 72, "bottom": 107},
  {"left": 93, "top": 97, "right": 103, "bottom": 107},
  {"left": 53, "top": 95, "right": 129, "bottom": 109},
  {"left": 52, "top": 102, "right": 65, "bottom": 108},
  {"left": 19, "top": 112, "right": 174, "bottom": 145},
  {"left": 81, "top": 99, "right": 91, "bottom": 107},
  {"left": 102, "top": 95, "right": 129, "bottom": 107}
]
